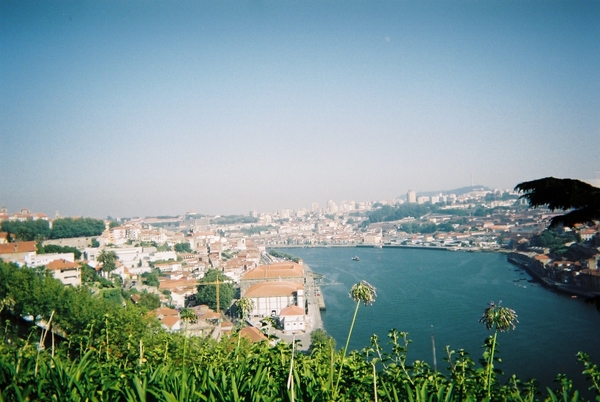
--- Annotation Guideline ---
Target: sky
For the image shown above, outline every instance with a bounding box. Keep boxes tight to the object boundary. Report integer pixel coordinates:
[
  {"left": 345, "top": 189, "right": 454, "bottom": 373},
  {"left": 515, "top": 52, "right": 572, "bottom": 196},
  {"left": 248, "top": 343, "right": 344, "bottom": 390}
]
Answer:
[{"left": 1, "top": 0, "right": 599, "bottom": 219}]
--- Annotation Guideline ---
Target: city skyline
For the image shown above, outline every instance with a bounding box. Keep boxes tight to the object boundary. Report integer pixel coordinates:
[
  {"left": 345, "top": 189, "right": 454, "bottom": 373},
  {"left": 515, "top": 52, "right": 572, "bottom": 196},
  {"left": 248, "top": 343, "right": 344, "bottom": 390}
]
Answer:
[{"left": 1, "top": 1, "right": 599, "bottom": 218}]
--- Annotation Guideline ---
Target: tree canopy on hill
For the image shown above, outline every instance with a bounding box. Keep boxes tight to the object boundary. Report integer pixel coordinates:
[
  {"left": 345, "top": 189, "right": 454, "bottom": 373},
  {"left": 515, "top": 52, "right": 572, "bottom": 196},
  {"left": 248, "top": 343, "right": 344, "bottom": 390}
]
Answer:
[
  {"left": 515, "top": 177, "right": 600, "bottom": 228},
  {"left": 1, "top": 219, "right": 51, "bottom": 241},
  {"left": 368, "top": 204, "right": 432, "bottom": 223},
  {"left": 210, "top": 215, "right": 258, "bottom": 225},
  {"left": 1, "top": 217, "right": 108, "bottom": 241},
  {"left": 50, "top": 217, "right": 106, "bottom": 239}
]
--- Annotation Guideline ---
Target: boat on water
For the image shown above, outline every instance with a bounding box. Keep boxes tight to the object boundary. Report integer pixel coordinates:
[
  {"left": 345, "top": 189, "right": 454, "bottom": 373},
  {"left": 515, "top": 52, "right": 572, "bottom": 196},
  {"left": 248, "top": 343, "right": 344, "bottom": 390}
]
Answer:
[{"left": 352, "top": 256, "right": 360, "bottom": 261}]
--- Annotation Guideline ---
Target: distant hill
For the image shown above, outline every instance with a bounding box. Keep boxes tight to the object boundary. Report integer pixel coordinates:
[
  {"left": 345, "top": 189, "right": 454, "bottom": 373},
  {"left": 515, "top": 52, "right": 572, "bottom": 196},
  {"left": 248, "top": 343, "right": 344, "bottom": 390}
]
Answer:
[{"left": 413, "top": 185, "right": 491, "bottom": 198}]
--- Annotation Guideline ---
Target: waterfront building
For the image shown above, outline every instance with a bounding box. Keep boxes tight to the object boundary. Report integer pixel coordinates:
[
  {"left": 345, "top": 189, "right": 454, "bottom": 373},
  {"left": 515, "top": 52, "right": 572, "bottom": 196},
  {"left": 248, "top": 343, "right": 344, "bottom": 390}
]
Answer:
[
  {"left": 244, "top": 281, "right": 304, "bottom": 317},
  {"left": 239, "top": 261, "right": 304, "bottom": 294}
]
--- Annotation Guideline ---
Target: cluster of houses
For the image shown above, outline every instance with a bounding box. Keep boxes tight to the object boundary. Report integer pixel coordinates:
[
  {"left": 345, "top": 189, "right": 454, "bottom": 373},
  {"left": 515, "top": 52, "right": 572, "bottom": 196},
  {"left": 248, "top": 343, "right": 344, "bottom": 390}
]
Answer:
[
  {"left": 0, "top": 212, "right": 309, "bottom": 341},
  {"left": 2, "top": 202, "right": 599, "bottom": 342},
  {"left": 142, "top": 261, "right": 309, "bottom": 340},
  {"left": 507, "top": 224, "right": 600, "bottom": 295},
  {"left": 0, "top": 239, "right": 82, "bottom": 286}
]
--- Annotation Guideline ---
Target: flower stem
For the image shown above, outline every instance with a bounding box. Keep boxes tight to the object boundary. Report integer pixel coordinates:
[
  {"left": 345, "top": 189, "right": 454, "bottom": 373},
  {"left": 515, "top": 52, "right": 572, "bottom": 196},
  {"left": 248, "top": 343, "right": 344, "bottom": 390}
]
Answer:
[
  {"left": 486, "top": 331, "right": 498, "bottom": 398},
  {"left": 334, "top": 300, "right": 360, "bottom": 397}
]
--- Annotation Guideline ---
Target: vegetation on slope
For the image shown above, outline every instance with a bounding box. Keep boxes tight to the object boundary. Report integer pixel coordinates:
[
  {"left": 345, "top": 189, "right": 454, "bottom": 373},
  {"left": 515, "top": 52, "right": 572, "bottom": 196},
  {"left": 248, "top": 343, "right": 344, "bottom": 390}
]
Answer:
[
  {"left": 1, "top": 259, "right": 600, "bottom": 401},
  {"left": 1, "top": 217, "right": 105, "bottom": 241}
]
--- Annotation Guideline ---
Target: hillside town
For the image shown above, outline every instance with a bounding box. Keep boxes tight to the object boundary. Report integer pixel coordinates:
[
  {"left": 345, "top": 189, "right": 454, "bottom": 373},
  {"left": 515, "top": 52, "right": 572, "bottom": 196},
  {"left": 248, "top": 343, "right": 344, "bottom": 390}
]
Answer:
[{"left": 1, "top": 185, "right": 599, "bottom": 346}]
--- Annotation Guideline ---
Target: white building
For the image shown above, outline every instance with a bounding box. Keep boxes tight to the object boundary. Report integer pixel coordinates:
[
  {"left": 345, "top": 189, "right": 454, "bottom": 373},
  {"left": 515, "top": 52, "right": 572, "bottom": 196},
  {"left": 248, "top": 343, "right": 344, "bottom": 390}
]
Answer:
[
  {"left": 46, "top": 259, "right": 81, "bottom": 286},
  {"left": 244, "top": 281, "right": 304, "bottom": 317},
  {"left": 29, "top": 252, "right": 75, "bottom": 267},
  {"left": 279, "top": 304, "right": 306, "bottom": 332}
]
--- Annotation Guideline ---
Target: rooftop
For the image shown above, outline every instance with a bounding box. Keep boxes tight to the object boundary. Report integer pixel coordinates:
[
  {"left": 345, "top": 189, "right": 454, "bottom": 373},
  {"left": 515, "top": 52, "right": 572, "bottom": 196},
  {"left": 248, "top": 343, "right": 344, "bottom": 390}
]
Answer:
[{"left": 242, "top": 262, "right": 303, "bottom": 280}]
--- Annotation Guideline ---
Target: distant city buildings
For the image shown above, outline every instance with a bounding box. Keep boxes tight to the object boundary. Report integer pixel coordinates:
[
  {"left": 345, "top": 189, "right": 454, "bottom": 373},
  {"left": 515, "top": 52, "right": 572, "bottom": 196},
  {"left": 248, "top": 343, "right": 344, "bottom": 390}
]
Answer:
[{"left": 407, "top": 190, "right": 416, "bottom": 203}]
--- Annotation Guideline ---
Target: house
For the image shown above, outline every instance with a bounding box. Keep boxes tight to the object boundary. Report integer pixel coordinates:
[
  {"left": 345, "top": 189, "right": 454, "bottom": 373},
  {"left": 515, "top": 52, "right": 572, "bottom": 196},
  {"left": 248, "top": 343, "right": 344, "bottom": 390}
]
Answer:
[
  {"left": 154, "top": 261, "right": 182, "bottom": 272},
  {"left": 160, "top": 315, "right": 181, "bottom": 332},
  {"left": 279, "top": 305, "right": 306, "bottom": 332},
  {"left": 159, "top": 278, "right": 198, "bottom": 308},
  {"left": 240, "top": 262, "right": 304, "bottom": 294},
  {"left": 0, "top": 241, "right": 37, "bottom": 265},
  {"left": 239, "top": 326, "right": 268, "bottom": 343},
  {"left": 243, "top": 281, "right": 304, "bottom": 317},
  {"left": 580, "top": 228, "right": 598, "bottom": 242},
  {"left": 149, "top": 307, "right": 181, "bottom": 331},
  {"left": 45, "top": 259, "right": 81, "bottom": 286},
  {"left": 29, "top": 252, "right": 75, "bottom": 267}
]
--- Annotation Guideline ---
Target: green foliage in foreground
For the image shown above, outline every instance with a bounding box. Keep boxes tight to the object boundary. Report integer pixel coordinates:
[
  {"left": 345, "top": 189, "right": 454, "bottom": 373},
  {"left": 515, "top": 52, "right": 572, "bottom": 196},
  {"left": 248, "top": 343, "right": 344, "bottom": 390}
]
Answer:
[
  {"left": 2, "top": 327, "right": 600, "bottom": 401},
  {"left": 1, "top": 260, "right": 600, "bottom": 401}
]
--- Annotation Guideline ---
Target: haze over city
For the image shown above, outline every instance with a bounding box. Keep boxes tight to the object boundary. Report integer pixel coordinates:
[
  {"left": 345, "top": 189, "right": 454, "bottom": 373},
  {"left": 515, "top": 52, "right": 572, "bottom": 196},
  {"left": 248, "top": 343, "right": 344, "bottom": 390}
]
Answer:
[{"left": 1, "top": 0, "right": 599, "bottom": 218}]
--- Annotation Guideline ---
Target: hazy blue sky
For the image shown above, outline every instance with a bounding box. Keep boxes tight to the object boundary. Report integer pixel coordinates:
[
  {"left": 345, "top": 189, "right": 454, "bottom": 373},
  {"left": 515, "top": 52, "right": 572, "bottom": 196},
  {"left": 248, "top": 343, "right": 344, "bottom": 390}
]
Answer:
[{"left": 1, "top": 1, "right": 599, "bottom": 218}]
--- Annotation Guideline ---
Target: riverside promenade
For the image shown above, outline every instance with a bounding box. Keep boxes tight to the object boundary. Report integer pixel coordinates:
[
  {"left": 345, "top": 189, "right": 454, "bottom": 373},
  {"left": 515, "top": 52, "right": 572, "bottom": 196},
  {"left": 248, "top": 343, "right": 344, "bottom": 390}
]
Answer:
[{"left": 272, "top": 263, "right": 324, "bottom": 351}]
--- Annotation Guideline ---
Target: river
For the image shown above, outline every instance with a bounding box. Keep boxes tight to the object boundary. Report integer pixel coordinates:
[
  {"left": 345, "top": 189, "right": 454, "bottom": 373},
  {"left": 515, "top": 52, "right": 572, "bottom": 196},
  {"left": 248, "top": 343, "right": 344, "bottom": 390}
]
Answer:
[{"left": 277, "top": 247, "right": 600, "bottom": 394}]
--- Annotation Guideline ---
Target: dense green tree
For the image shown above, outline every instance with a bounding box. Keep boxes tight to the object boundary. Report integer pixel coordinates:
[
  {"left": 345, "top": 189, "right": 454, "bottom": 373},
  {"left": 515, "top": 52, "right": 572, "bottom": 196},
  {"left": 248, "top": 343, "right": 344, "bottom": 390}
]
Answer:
[
  {"left": 49, "top": 217, "right": 105, "bottom": 239},
  {"left": 174, "top": 242, "right": 192, "bottom": 253},
  {"left": 515, "top": 177, "right": 600, "bottom": 228},
  {"left": 368, "top": 203, "right": 431, "bottom": 223},
  {"left": 1, "top": 219, "right": 51, "bottom": 241},
  {"left": 80, "top": 263, "right": 99, "bottom": 284},
  {"left": 474, "top": 207, "right": 490, "bottom": 217},
  {"left": 196, "top": 269, "right": 234, "bottom": 312},
  {"left": 309, "top": 328, "right": 335, "bottom": 352},
  {"left": 142, "top": 271, "right": 160, "bottom": 288},
  {"left": 137, "top": 292, "right": 161, "bottom": 311},
  {"left": 101, "top": 288, "right": 123, "bottom": 305},
  {"left": 210, "top": 215, "right": 258, "bottom": 225},
  {"left": 530, "top": 229, "right": 577, "bottom": 254},
  {"left": 399, "top": 221, "right": 438, "bottom": 234}
]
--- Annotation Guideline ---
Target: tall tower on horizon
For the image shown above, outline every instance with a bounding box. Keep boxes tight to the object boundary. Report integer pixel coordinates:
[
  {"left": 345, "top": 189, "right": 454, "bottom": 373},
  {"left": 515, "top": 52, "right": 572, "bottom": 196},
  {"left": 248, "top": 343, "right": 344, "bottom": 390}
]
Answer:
[{"left": 407, "top": 190, "right": 416, "bottom": 203}]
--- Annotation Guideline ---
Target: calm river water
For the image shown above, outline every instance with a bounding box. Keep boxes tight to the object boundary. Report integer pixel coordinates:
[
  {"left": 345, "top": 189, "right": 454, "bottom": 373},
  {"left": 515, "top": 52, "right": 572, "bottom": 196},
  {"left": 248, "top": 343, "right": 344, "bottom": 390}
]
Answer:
[{"left": 278, "top": 247, "right": 600, "bottom": 393}]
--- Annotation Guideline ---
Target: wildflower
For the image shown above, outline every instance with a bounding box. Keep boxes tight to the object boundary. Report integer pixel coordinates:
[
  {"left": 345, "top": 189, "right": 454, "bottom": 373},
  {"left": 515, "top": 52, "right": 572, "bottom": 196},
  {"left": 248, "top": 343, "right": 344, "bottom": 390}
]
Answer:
[
  {"left": 479, "top": 300, "right": 518, "bottom": 332},
  {"left": 349, "top": 280, "right": 377, "bottom": 306}
]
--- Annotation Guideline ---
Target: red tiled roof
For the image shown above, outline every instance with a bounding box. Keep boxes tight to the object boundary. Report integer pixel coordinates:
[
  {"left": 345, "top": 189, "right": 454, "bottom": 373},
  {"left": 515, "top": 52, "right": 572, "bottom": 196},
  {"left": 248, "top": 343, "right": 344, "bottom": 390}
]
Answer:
[
  {"left": 279, "top": 305, "right": 305, "bottom": 316},
  {"left": 46, "top": 259, "right": 79, "bottom": 270},
  {"left": 244, "top": 281, "right": 303, "bottom": 298},
  {"left": 149, "top": 307, "right": 179, "bottom": 317},
  {"left": 0, "top": 241, "right": 37, "bottom": 254},
  {"left": 242, "top": 262, "right": 303, "bottom": 280},
  {"left": 161, "top": 315, "right": 180, "bottom": 329},
  {"left": 240, "top": 326, "right": 268, "bottom": 343}
]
